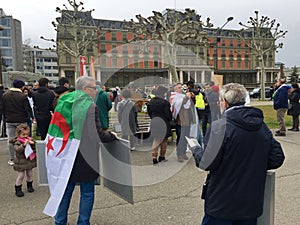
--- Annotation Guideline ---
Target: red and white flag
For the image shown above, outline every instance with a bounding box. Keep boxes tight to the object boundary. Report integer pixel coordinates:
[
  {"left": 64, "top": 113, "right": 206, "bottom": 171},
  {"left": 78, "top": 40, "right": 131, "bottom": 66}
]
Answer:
[{"left": 79, "top": 55, "right": 87, "bottom": 76}]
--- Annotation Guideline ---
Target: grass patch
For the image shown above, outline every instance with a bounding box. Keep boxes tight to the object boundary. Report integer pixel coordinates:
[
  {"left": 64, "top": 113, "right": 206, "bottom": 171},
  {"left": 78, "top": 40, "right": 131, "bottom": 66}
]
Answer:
[{"left": 255, "top": 105, "right": 292, "bottom": 129}]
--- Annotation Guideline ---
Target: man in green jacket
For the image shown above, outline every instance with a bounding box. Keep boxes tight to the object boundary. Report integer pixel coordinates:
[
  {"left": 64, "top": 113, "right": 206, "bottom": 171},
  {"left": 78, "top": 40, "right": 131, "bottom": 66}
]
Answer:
[{"left": 95, "top": 81, "right": 112, "bottom": 130}]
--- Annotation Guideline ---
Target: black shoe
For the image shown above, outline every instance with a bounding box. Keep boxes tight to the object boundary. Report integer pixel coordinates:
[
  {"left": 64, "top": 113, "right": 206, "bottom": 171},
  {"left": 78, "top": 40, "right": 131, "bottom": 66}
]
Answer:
[
  {"left": 153, "top": 158, "right": 158, "bottom": 165},
  {"left": 15, "top": 185, "right": 24, "bottom": 197},
  {"left": 291, "top": 128, "right": 299, "bottom": 132},
  {"left": 275, "top": 132, "right": 286, "bottom": 136},
  {"left": 158, "top": 156, "right": 168, "bottom": 162},
  {"left": 27, "top": 181, "right": 35, "bottom": 193},
  {"left": 288, "top": 128, "right": 295, "bottom": 131}
]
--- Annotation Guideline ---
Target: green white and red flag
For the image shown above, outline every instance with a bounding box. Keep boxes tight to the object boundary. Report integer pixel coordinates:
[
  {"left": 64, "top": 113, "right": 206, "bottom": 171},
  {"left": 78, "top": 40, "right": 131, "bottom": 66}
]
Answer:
[{"left": 43, "top": 90, "right": 93, "bottom": 217}]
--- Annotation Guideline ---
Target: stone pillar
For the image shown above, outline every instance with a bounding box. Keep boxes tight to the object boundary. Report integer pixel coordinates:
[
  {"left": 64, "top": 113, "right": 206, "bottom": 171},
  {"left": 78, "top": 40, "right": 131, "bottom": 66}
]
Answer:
[
  {"left": 201, "top": 71, "right": 205, "bottom": 83},
  {"left": 179, "top": 70, "right": 183, "bottom": 83},
  {"left": 257, "top": 70, "right": 260, "bottom": 84}
]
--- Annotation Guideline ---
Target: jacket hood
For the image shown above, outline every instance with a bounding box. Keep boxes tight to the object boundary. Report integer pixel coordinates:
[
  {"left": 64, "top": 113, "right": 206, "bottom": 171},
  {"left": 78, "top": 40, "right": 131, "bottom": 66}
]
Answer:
[
  {"left": 37, "top": 86, "right": 49, "bottom": 93},
  {"left": 224, "top": 105, "right": 264, "bottom": 131}
]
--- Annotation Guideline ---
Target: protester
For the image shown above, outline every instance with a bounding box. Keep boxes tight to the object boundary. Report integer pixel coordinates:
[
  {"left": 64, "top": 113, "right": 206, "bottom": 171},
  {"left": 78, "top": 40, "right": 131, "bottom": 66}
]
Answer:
[
  {"left": 147, "top": 86, "right": 172, "bottom": 165},
  {"left": 273, "top": 78, "right": 290, "bottom": 136},
  {"left": 0, "top": 84, "right": 7, "bottom": 137},
  {"left": 11, "top": 124, "right": 36, "bottom": 197},
  {"left": 95, "top": 81, "right": 112, "bottom": 131},
  {"left": 195, "top": 83, "right": 285, "bottom": 225},
  {"left": 287, "top": 83, "right": 299, "bottom": 131},
  {"left": 23, "top": 87, "right": 35, "bottom": 136},
  {"left": 53, "top": 77, "right": 70, "bottom": 109},
  {"left": 43, "top": 76, "right": 117, "bottom": 224},
  {"left": 32, "top": 78, "right": 55, "bottom": 140},
  {"left": 0, "top": 79, "right": 32, "bottom": 165},
  {"left": 170, "top": 83, "right": 194, "bottom": 162},
  {"left": 118, "top": 89, "right": 138, "bottom": 150},
  {"left": 112, "top": 86, "right": 120, "bottom": 112}
]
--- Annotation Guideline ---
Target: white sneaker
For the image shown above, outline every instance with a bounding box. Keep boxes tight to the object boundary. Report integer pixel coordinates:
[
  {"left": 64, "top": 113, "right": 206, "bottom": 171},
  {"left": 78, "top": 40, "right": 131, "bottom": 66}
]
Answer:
[
  {"left": 8, "top": 160, "right": 15, "bottom": 166},
  {"left": 130, "top": 147, "right": 136, "bottom": 151}
]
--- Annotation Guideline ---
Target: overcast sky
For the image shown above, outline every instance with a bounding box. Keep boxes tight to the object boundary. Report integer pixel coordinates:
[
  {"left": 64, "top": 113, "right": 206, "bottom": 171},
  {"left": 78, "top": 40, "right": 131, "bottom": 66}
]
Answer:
[{"left": 1, "top": 0, "right": 299, "bottom": 67}]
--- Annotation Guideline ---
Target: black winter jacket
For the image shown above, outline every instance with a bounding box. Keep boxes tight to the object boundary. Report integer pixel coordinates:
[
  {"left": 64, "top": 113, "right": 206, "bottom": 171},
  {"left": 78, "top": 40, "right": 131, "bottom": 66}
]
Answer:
[
  {"left": 32, "top": 87, "right": 55, "bottom": 120},
  {"left": 0, "top": 88, "right": 32, "bottom": 123},
  {"left": 199, "top": 105, "right": 285, "bottom": 220},
  {"left": 147, "top": 97, "right": 172, "bottom": 138}
]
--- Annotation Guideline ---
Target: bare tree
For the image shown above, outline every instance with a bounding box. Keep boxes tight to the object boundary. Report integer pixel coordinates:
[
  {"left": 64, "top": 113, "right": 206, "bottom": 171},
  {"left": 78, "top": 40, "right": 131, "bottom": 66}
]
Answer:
[
  {"left": 40, "top": 0, "right": 109, "bottom": 80},
  {"left": 238, "top": 11, "right": 287, "bottom": 100},
  {"left": 125, "top": 8, "right": 213, "bottom": 83}
]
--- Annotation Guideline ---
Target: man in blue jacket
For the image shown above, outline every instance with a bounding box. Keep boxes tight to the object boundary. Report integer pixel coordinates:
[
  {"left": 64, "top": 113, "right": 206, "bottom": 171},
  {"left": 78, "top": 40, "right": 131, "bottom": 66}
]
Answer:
[
  {"left": 196, "top": 83, "right": 285, "bottom": 225},
  {"left": 273, "top": 78, "right": 290, "bottom": 136}
]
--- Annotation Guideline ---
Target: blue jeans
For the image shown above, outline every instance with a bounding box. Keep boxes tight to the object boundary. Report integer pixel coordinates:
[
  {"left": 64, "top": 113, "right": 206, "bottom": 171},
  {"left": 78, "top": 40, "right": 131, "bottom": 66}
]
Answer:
[
  {"left": 201, "top": 213, "right": 257, "bottom": 225},
  {"left": 55, "top": 180, "right": 95, "bottom": 225}
]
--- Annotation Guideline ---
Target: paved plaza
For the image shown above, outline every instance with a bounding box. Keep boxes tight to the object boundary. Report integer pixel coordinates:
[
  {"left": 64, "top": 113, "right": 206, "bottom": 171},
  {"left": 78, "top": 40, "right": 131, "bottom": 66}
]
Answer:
[{"left": 0, "top": 101, "right": 299, "bottom": 225}]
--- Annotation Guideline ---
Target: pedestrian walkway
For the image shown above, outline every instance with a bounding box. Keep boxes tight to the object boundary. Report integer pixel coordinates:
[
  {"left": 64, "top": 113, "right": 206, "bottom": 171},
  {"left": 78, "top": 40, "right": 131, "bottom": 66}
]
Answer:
[{"left": 0, "top": 123, "right": 299, "bottom": 224}]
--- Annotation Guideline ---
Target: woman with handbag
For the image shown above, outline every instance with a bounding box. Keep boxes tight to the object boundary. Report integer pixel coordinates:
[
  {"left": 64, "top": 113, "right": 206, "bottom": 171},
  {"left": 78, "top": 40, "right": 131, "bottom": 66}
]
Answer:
[{"left": 287, "top": 83, "right": 300, "bottom": 131}]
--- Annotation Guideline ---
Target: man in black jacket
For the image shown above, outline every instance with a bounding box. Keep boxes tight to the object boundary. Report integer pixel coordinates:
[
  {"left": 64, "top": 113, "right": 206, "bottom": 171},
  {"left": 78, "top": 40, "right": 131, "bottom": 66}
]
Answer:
[
  {"left": 0, "top": 79, "right": 33, "bottom": 165},
  {"left": 197, "top": 83, "right": 285, "bottom": 225},
  {"left": 32, "top": 78, "right": 55, "bottom": 140}
]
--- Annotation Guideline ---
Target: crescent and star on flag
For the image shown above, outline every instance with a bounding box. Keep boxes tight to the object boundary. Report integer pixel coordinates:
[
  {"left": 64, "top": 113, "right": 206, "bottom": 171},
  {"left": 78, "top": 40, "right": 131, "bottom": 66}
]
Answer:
[{"left": 46, "top": 112, "right": 71, "bottom": 157}]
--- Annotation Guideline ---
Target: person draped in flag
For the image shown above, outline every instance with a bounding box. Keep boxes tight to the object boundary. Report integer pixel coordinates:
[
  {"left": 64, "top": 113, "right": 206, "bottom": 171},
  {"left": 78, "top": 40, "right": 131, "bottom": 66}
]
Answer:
[{"left": 43, "top": 76, "right": 117, "bottom": 225}]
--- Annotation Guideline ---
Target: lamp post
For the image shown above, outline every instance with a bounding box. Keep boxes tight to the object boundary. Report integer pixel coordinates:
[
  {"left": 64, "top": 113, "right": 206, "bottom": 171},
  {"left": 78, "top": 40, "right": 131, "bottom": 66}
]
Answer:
[
  {"left": 0, "top": 25, "right": 4, "bottom": 85},
  {"left": 214, "top": 17, "right": 234, "bottom": 75}
]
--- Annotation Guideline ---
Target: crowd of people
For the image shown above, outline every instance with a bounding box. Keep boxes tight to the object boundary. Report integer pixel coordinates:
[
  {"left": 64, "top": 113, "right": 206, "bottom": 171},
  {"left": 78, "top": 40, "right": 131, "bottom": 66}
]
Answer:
[{"left": 0, "top": 76, "right": 297, "bottom": 225}]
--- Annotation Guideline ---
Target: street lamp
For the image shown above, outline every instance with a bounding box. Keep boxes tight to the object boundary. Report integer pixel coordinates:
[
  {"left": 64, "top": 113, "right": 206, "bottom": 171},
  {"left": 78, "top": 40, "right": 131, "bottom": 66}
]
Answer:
[
  {"left": 214, "top": 17, "right": 234, "bottom": 74},
  {"left": 0, "top": 25, "right": 3, "bottom": 85}
]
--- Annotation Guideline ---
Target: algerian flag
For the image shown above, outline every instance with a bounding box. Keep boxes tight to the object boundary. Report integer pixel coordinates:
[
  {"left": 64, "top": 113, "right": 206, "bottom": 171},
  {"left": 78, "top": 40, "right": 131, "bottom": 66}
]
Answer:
[{"left": 43, "top": 90, "right": 93, "bottom": 217}]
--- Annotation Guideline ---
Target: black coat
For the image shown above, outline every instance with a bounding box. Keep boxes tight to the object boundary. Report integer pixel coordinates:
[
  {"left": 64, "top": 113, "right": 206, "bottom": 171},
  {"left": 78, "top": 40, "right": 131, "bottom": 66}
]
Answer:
[
  {"left": 200, "top": 105, "right": 285, "bottom": 220},
  {"left": 69, "top": 105, "right": 116, "bottom": 183},
  {"left": 147, "top": 97, "right": 172, "bottom": 138},
  {"left": 32, "top": 87, "right": 55, "bottom": 120},
  {"left": 287, "top": 89, "right": 300, "bottom": 116}
]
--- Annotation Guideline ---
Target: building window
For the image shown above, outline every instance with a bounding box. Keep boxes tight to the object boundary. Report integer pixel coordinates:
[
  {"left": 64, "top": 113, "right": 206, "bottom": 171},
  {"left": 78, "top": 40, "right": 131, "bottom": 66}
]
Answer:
[
  {"left": 100, "top": 44, "right": 106, "bottom": 53},
  {"left": 134, "top": 58, "right": 138, "bottom": 68},
  {"left": 229, "top": 61, "right": 233, "bottom": 68},
  {"left": 222, "top": 61, "right": 225, "bottom": 68},
  {"left": 66, "top": 56, "right": 71, "bottom": 64},
  {"left": 0, "top": 29, "right": 11, "bottom": 37},
  {"left": 1, "top": 39, "right": 11, "bottom": 47},
  {"left": 123, "top": 58, "right": 128, "bottom": 67},
  {"left": 144, "top": 60, "right": 148, "bottom": 68},
  {"left": 112, "top": 58, "right": 117, "bottom": 67},
  {"left": 101, "top": 57, "right": 106, "bottom": 67},
  {"left": 245, "top": 61, "right": 249, "bottom": 69},
  {"left": 237, "top": 61, "right": 241, "bottom": 68},
  {"left": 154, "top": 60, "right": 158, "bottom": 67}
]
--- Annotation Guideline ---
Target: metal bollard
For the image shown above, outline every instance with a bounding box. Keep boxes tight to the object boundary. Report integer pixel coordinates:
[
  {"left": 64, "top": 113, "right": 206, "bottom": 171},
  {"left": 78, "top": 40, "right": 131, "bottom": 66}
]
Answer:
[
  {"left": 36, "top": 140, "right": 48, "bottom": 186},
  {"left": 257, "top": 171, "right": 275, "bottom": 225}
]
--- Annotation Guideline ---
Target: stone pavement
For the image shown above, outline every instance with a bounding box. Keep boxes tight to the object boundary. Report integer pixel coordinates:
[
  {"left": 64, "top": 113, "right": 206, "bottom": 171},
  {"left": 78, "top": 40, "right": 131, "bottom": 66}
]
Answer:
[{"left": 0, "top": 101, "right": 299, "bottom": 225}]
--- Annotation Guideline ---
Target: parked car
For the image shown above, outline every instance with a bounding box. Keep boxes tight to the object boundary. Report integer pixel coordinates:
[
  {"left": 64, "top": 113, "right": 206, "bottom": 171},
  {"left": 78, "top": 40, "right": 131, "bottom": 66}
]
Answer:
[{"left": 249, "top": 87, "right": 271, "bottom": 98}]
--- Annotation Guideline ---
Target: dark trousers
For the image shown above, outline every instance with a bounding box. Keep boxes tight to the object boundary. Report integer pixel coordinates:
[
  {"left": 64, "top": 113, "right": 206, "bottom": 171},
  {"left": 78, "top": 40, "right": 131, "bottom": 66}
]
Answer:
[
  {"left": 36, "top": 117, "right": 51, "bottom": 140},
  {"left": 201, "top": 213, "right": 257, "bottom": 225},
  {"left": 175, "top": 124, "right": 190, "bottom": 157},
  {"left": 292, "top": 115, "right": 299, "bottom": 129},
  {"left": 0, "top": 115, "right": 7, "bottom": 137},
  {"left": 202, "top": 112, "right": 211, "bottom": 137}
]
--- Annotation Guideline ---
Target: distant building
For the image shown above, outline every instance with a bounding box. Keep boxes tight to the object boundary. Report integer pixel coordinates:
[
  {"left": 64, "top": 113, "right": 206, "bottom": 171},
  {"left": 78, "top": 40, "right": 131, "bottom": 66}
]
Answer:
[
  {"left": 23, "top": 45, "right": 59, "bottom": 85},
  {"left": 0, "top": 8, "right": 23, "bottom": 71},
  {"left": 56, "top": 9, "right": 280, "bottom": 88}
]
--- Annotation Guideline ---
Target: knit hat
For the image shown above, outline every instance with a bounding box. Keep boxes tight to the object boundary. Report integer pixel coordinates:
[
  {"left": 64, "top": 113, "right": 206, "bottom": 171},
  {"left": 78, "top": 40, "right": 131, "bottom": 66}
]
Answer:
[{"left": 13, "top": 79, "right": 25, "bottom": 88}]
